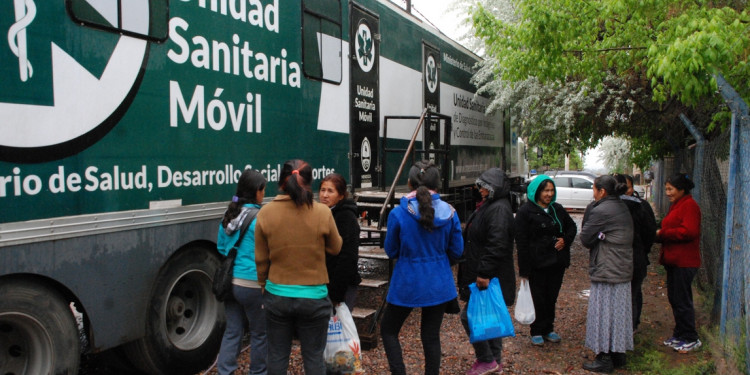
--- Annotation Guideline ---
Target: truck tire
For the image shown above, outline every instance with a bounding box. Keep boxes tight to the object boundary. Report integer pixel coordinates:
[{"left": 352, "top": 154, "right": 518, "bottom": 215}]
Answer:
[
  {"left": 124, "top": 246, "right": 224, "bottom": 374},
  {"left": 0, "top": 279, "right": 81, "bottom": 375}
]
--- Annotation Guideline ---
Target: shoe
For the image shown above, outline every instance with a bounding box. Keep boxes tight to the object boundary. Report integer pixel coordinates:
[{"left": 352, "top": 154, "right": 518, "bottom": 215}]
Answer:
[
  {"left": 466, "top": 359, "right": 499, "bottom": 375},
  {"left": 611, "top": 352, "right": 626, "bottom": 368},
  {"left": 531, "top": 335, "right": 544, "bottom": 346},
  {"left": 582, "top": 353, "right": 614, "bottom": 373},
  {"left": 543, "top": 332, "right": 561, "bottom": 343},
  {"left": 675, "top": 339, "right": 702, "bottom": 353},
  {"left": 495, "top": 363, "right": 504, "bottom": 374},
  {"left": 663, "top": 336, "right": 680, "bottom": 347}
]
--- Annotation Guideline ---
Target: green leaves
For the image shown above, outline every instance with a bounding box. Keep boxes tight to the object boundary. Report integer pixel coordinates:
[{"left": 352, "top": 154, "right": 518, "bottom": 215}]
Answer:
[{"left": 469, "top": 0, "right": 749, "bottom": 166}]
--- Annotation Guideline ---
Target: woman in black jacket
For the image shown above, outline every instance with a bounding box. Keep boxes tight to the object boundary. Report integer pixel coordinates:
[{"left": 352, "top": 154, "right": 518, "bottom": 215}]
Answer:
[
  {"left": 515, "top": 175, "right": 577, "bottom": 346},
  {"left": 319, "top": 173, "right": 362, "bottom": 311},
  {"left": 614, "top": 174, "right": 656, "bottom": 332},
  {"left": 458, "top": 167, "right": 516, "bottom": 375}
]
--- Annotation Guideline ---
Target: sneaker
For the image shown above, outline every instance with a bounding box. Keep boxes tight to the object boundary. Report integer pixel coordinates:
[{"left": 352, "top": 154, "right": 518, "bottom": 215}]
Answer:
[
  {"left": 663, "top": 336, "right": 680, "bottom": 347},
  {"left": 675, "top": 339, "right": 702, "bottom": 353},
  {"left": 531, "top": 335, "right": 544, "bottom": 346},
  {"left": 543, "top": 332, "right": 562, "bottom": 343},
  {"left": 466, "top": 359, "right": 499, "bottom": 375}
]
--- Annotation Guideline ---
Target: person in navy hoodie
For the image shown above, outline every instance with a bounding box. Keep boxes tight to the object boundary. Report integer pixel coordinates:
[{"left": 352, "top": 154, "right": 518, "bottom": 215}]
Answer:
[{"left": 380, "top": 160, "right": 464, "bottom": 375}]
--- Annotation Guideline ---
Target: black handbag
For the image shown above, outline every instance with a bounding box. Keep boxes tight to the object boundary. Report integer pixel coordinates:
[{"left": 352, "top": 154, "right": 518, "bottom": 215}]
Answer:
[{"left": 212, "top": 208, "right": 258, "bottom": 301}]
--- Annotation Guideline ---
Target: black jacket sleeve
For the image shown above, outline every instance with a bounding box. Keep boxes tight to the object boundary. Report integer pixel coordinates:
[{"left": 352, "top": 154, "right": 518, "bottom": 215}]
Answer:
[
  {"left": 514, "top": 205, "right": 532, "bottom": 278},
  {"left": 327, "top": 209, "right": 361, "bottom": 304}
]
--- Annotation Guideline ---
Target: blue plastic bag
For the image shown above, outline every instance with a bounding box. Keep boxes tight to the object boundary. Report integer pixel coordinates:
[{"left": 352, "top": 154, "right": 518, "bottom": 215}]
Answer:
[{"left": 467, "top": 277, "right": 515, "bottom": 343}]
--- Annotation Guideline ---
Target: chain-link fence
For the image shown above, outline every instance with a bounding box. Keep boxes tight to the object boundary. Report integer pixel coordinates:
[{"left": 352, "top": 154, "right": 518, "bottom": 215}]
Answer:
[
  {"left": 651, "top": 131, "right": 730, "bottom": 300},
  {"left": 650, "top": 74, "right": 748, "bottom": 372}
]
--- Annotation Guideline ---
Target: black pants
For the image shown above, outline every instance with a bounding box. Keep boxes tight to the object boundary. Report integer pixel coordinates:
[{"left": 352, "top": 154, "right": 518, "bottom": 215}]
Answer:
[
  {"left": 631, "top": 267, "right": 647, "bottom": 330},
  {"left": 528, "top": 265, "right": 566, "bottom": 336},
  {"left": 666, "top": 266, "right": 698, "bottom": 341},
  {"left": 460, "top": 305, "right": 503, "bottom": 363},
  {"left": 380, "top": 302, "right": 446, "bottom": 375}
]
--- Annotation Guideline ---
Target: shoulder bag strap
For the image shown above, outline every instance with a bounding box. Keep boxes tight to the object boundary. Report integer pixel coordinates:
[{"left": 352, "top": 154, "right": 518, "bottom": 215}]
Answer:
[{"left": 230, "top": 207, "right": 260, "bottom": 250}]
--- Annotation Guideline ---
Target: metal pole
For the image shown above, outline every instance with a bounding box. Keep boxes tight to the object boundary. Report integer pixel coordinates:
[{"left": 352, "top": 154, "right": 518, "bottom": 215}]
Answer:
[
  {"left": 378, "top": 109, "right": 427, "bottom": 230},
  {"left": 715, "top": 75, "right": 750, "bottom": 372},
  {"left": 679, "top": 113, "right": 704, "bottom": 205}
]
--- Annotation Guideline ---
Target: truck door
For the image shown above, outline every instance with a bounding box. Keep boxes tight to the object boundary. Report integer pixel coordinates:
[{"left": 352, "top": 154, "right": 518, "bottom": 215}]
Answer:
[{"left": 349, "top": 4, "right": 379, "bottom": 189}]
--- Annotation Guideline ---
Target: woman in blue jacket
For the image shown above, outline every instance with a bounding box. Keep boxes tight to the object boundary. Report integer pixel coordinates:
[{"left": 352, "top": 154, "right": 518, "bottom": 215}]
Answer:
[
  {"left": 380, "top": 160, "right": 464, "bottom": 375},
  {"left": 216, "top": 169, "right": 267, "bottom": 375}
]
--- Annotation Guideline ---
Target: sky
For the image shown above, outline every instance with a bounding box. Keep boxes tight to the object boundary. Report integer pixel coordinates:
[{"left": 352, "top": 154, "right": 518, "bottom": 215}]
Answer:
[{"left": 403, "top": 0, "right": 467, "bottom": 42}]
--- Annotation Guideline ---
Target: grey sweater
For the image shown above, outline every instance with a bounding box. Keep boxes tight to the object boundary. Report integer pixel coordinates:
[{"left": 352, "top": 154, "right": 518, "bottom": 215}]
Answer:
[{"left": 581, "top": 196, "right": 634, "bottom": 283}]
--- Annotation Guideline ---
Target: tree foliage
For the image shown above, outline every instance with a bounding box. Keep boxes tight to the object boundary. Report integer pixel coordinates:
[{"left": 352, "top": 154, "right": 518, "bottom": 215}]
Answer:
[{"left": 467, "top": 0, "right": 750, "bottom": 168}]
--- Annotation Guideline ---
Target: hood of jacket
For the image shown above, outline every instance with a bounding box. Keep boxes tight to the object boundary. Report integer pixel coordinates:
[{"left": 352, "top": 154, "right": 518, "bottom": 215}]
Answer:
[
  {"left": 331, "top": 198, "right": 359, "bottom": 217},
  {"left": 475, "top": 168, "right": 510, "bottom": 202},
  {"left": 401, "top": 193, "right": 455, "bottom": 228},
  {"left": 527, "top": 175, "right": 557, "bottom": 208}
]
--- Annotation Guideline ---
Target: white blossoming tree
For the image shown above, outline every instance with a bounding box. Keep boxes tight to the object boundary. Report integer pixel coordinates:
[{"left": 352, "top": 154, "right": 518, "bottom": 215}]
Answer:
[{"left": 459, "top": 0, "right": 749, "bottom": 169}]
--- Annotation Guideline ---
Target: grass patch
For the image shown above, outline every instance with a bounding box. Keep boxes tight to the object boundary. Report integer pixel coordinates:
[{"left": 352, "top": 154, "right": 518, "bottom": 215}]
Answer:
[{"left": 627, "top": 333, "right": 716, "bottom": 374}]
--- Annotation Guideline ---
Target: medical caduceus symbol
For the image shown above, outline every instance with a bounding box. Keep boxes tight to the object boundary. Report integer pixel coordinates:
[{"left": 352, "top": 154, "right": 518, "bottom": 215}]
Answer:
[{"left": 8, "top": 0, "right": 36, "bottom": 82}]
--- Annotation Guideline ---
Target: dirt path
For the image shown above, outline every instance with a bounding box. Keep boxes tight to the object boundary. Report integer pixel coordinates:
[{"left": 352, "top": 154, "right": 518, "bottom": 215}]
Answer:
[{"left": 193, "top": 212, "right": 712, "bottom": 375}]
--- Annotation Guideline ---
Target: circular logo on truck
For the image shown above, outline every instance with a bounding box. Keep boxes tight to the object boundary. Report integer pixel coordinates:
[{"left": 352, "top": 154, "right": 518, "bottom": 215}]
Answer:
[
  {"left": 361, "top": 137, "right": 371, "bottom": 172},
  {"left": 0, "top": 1, "right": 150, "bottom": 163},
  {"left": 425, "top": 55, "right": 438, "bottom": 93},
  {"left": 355, "top": 22, "right": 374, "bottom": 73}
]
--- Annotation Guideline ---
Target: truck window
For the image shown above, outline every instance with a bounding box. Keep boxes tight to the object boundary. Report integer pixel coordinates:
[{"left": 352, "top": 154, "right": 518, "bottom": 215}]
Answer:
[
  {"left": 67, "top": 0, "right": 169, "bottom": 42},
  {"left": 302, "top": 0, "right": 342, "bottom": 84}
]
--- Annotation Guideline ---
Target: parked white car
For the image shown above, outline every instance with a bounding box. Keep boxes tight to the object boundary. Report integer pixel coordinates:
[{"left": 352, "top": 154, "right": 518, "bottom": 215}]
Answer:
[{"left": 549, "top": 174, "right": 595, "bottom": 210}]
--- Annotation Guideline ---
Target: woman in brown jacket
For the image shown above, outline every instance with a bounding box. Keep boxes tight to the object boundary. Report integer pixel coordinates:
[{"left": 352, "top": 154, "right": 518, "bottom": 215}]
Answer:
[{"left": 255, "top": 159, "right": 342, "bottom": 375}]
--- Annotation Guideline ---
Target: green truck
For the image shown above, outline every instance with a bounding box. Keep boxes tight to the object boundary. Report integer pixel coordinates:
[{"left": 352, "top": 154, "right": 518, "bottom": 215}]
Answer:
[{"left": 0, "top": 0, "right": 525, "bottom": 373}]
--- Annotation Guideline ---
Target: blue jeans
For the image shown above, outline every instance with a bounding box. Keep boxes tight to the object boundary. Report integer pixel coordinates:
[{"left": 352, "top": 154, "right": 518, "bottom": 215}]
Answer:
[
  {"left": 263, "top": 292, "right": 331, "bottom": 375},
  {"left": 217, "top": 285, "right": 267, "bottom": 375},
  {"left": 380, "top": 302, "right": 446, "bottom": 375},
  {"left": 461, "top": 305, "right": 503, "bottom": 363}
]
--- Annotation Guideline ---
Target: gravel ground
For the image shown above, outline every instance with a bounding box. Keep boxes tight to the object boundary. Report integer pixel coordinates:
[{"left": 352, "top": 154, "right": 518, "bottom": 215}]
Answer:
[
  {"left": 83, "top": 213, "right": 711, "bottom": 374},
  {"left": 195, "top": 212, "right": 711, "bottom": 375}
]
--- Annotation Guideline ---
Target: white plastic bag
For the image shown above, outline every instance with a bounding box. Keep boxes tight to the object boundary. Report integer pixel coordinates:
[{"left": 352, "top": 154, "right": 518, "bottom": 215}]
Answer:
[
  {"left": 324, "top": 304, "right": 365, "bottom": 374},
  {"left": 514, "top": 279, "right": 536, "bottom": 325}
]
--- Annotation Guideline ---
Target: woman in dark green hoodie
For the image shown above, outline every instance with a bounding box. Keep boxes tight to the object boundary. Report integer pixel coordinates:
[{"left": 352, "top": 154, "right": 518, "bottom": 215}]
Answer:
[{"left": 515, "top": 175, "right": 577, "bottom": 346}]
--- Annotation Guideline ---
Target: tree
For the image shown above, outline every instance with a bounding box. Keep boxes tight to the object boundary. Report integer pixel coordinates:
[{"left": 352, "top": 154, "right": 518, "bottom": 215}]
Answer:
[
  {"left": 598, "top": 136, "right": 631, "bottom": 173},
  {"left": 468, "top": 0, "right": 749, "bottom": 166}
]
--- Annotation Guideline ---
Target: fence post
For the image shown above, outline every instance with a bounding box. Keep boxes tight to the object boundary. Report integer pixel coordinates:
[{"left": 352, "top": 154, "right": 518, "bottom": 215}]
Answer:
[
  {"left": 715, "top": 74, "right": 750, "bottom": 372},
  {"left": 679, "top": 114, "right": 704, "bottom": 205}
]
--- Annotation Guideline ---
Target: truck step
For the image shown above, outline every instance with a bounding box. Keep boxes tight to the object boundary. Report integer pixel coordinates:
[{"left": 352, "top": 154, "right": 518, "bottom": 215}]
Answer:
[
  {"left": 359, "top": 247, "right": 388, "bottom": 260},
  {"left": 359, "top": 278, "right": 388, "bottom": 288},
  {"left": 352, "top": 307, "right": 377, "bottom": 319}
]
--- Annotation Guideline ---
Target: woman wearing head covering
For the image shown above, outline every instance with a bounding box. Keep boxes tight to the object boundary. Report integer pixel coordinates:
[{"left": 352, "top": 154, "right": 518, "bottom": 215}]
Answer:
[
  {"left": 457, "top": 167, "right": 516, "bottom": 375},
  {"left": 216, "top": 169, "right": 268, "bottom": 375},
  {"left": 580, "top": 175, "right": 633, "bottom": 373},
  {"left": 515, "top": 175, "right": 577, "bottom": 346},
  {"left": 657, "top": 173, "right": 702, "bottom": 353},
  {"left": 380, "top": 160, "right": 463, "bottom": 375},
  {"left": 254, "top": 159, "right": 342, "bottom": 375}
]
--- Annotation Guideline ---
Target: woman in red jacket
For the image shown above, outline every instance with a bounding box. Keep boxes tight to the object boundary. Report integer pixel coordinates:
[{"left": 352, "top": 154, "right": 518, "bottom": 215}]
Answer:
[{"left": 657, "top": 173, "right": 702, "bottom": 353}]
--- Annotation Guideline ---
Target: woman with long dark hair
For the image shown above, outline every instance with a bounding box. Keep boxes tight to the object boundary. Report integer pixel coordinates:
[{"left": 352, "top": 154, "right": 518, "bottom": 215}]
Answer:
[
  {"left": 319, "top": 173, "right": 361, "bottom": 312},
  {"left": 380, "top": 160, "right": 463, "bottom": 375},
  {"left": 216, "top": 169, "right": 267, "bottom": 375},
  {"left": 254, "top": 159, "right": 342, "bottom": 375},
  {"left": 658, "top": 173, "right": 702, "bottom": 353},
  {"left": 580, "top": 175, "right": 633, "bottom": 373}
]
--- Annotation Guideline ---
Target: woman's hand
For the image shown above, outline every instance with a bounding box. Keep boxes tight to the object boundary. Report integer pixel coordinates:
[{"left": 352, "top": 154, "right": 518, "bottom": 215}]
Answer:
[
  {"left": 555, "top": 237, "right": 565, "bottom": 251},
  {"left": 476, "top": 276, "right": 490, "bottom": 290}
]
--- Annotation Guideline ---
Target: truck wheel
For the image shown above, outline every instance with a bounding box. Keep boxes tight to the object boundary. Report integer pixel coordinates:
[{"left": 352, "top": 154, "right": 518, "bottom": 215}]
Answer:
[
  {"left": 0, "top": 279, "right": 81, "bottom": 375},
  {"left": 124, "top": 246, "right": 224, "bottom": 374}
]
